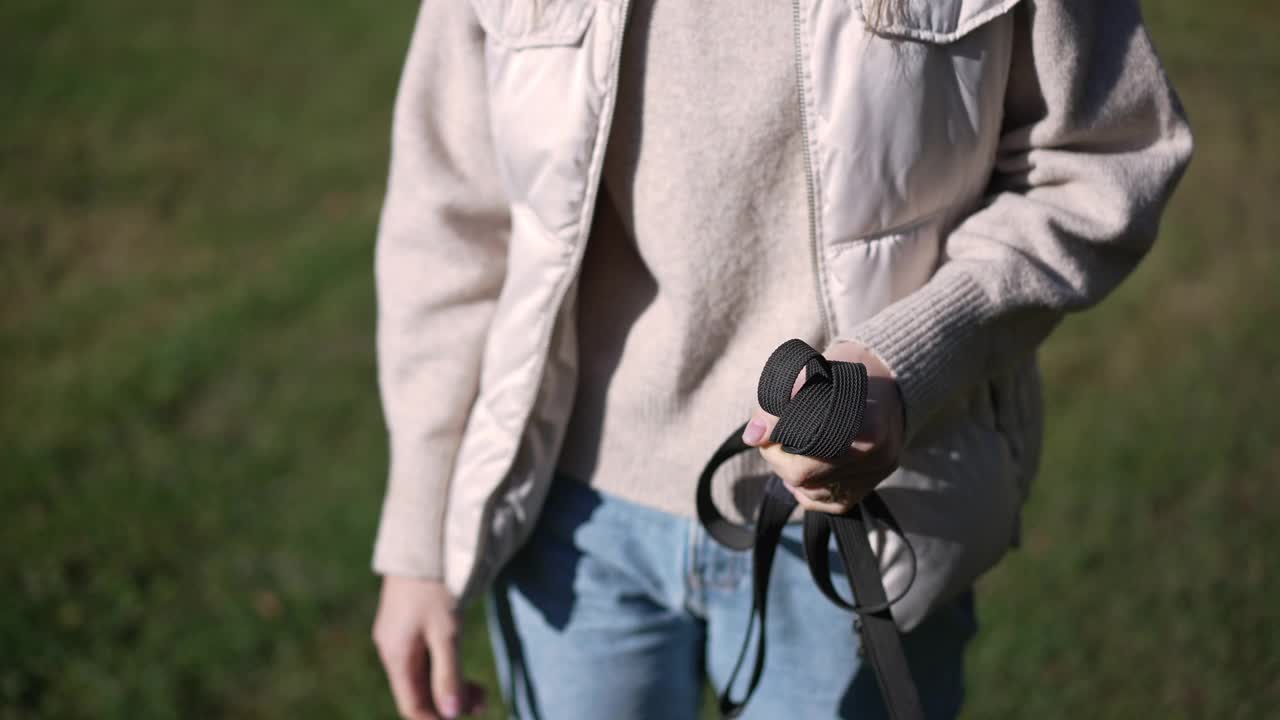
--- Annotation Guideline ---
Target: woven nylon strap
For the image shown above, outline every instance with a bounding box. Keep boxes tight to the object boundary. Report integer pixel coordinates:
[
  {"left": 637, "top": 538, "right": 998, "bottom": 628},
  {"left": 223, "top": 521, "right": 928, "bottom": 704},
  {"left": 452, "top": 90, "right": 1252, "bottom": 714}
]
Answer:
[{"left": 695, "top": 339, "right": 923, "bottom": 720}]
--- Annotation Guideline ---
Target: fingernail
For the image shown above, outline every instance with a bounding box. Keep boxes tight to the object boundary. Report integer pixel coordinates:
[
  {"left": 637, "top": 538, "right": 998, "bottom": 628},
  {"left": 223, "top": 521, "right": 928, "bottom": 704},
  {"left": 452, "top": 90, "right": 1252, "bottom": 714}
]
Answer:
[
  {"left": 441, "top": 696, "right": 460, "bottom": 718},
  {"left": 742, "top": 419, "right": 767, "bottom": 445}
]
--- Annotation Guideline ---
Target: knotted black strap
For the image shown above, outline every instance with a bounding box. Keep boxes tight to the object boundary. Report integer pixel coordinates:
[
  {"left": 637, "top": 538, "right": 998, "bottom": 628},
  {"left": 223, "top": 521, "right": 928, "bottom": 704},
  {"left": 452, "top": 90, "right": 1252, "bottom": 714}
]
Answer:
[{"left": 696, "top": 339, "right": 923, "bottom": 720}]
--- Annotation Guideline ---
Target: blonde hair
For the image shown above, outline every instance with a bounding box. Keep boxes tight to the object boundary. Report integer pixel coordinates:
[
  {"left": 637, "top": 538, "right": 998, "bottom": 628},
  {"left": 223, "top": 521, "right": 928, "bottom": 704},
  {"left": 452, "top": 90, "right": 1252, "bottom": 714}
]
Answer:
[{"left": 861, "top": 0, "right": 902, "bottom": 33}]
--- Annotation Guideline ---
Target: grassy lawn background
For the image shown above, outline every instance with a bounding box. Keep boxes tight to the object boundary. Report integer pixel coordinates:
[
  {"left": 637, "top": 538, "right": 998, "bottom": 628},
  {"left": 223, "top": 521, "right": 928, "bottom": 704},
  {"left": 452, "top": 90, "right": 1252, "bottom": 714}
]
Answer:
[{"left": 2, "top": 0, "right": 1276, "bottom": 717}]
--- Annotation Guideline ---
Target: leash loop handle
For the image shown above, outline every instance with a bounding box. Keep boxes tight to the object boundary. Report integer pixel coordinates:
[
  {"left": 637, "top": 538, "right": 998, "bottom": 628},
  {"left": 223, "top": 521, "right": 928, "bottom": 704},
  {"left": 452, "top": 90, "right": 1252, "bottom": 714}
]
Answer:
[{"left": 696, "top": 339, "right": 923, "bottom": 720}]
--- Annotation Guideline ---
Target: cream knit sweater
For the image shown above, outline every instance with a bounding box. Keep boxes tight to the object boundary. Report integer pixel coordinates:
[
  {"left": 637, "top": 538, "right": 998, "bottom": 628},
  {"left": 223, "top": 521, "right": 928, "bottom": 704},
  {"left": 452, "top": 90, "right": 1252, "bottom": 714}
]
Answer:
[{"left": 553, "top": 0, "right": 821, "bottom": 520}]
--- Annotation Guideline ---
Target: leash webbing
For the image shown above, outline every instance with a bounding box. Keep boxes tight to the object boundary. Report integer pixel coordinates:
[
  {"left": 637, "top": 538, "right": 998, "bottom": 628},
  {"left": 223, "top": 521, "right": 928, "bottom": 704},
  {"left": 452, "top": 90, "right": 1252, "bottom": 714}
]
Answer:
[{"left": 696, "top": 339, "right": 923, "bottom": 719}]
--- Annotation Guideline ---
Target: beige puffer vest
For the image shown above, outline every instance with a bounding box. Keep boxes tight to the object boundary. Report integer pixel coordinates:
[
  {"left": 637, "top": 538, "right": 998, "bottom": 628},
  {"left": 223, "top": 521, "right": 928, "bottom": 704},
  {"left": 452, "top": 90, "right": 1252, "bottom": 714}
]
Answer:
[{"left": 440, "top": 0, "right": 1045, "bottom": 631}]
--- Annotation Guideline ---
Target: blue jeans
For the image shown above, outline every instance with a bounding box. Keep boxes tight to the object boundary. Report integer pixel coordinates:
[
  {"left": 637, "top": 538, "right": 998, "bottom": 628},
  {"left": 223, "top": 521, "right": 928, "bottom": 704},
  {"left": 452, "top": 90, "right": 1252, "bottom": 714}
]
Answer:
[{"left": 486, "top": 477, "right": 977, "bottom": 719}]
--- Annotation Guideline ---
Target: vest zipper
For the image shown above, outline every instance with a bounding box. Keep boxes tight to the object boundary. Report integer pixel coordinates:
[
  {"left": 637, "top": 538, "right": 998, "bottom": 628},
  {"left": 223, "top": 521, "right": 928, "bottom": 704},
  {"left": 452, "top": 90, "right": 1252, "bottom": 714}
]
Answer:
[{"left": 791, "top": 0, "right": 834, "bottom": 344}]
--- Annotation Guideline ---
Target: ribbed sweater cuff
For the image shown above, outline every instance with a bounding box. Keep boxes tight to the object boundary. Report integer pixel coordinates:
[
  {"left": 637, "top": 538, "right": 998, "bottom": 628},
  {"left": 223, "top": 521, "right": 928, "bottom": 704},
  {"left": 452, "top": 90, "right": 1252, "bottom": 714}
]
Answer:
[
  {"left": 372, "top": 517, "right": 445, "bottom": 581},
  {"left": 836, "top": 266, "right": 994, "bottom": 442},
  {"left": 372, "top": 504, "right": 446, "bottom": 580},
  {"left": 371, "top": 445, "right": 449, "bottom": 580}
]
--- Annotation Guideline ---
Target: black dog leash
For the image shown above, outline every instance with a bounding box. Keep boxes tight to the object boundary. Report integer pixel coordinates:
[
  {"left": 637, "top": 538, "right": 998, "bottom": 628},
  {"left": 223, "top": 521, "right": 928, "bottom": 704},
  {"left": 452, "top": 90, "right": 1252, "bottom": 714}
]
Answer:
[{"left": 696, "top": 339, "right": 923, "bottom": 719}]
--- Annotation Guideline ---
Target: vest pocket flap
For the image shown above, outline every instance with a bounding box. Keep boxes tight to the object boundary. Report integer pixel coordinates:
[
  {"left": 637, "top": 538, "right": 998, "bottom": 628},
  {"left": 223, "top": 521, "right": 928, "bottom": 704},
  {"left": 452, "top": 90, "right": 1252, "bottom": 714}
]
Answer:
[
  {"left": 852, "top": 0, "right": 1022, "bottom": 43},
  {"left": 470, "top": 0, "right": 596, "bottom": 49}
]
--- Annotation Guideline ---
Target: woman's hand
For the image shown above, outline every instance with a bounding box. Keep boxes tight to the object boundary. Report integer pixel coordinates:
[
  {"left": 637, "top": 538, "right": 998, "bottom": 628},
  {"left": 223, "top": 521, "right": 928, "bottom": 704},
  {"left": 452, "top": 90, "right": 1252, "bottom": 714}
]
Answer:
[
  {"left": 373, "top": 576, "right": 486, "bottom": 719},
  {"left": 741, "top": 340, "right": 906, "bottom": 514}
]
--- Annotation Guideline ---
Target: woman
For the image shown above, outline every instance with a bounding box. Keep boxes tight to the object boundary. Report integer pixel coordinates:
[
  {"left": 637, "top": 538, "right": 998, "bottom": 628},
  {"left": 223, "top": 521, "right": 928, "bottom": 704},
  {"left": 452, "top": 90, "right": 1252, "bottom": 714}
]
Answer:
[{"left": 369, "top": 0, "right": 1192, "bottom": 717}]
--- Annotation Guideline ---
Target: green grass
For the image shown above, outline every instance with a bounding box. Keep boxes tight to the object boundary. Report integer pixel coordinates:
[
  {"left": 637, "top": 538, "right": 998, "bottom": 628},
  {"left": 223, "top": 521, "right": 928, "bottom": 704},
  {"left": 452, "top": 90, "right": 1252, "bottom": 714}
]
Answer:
[{"left": 2, "top": 1, "right": 1277, "bottom": 718}]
